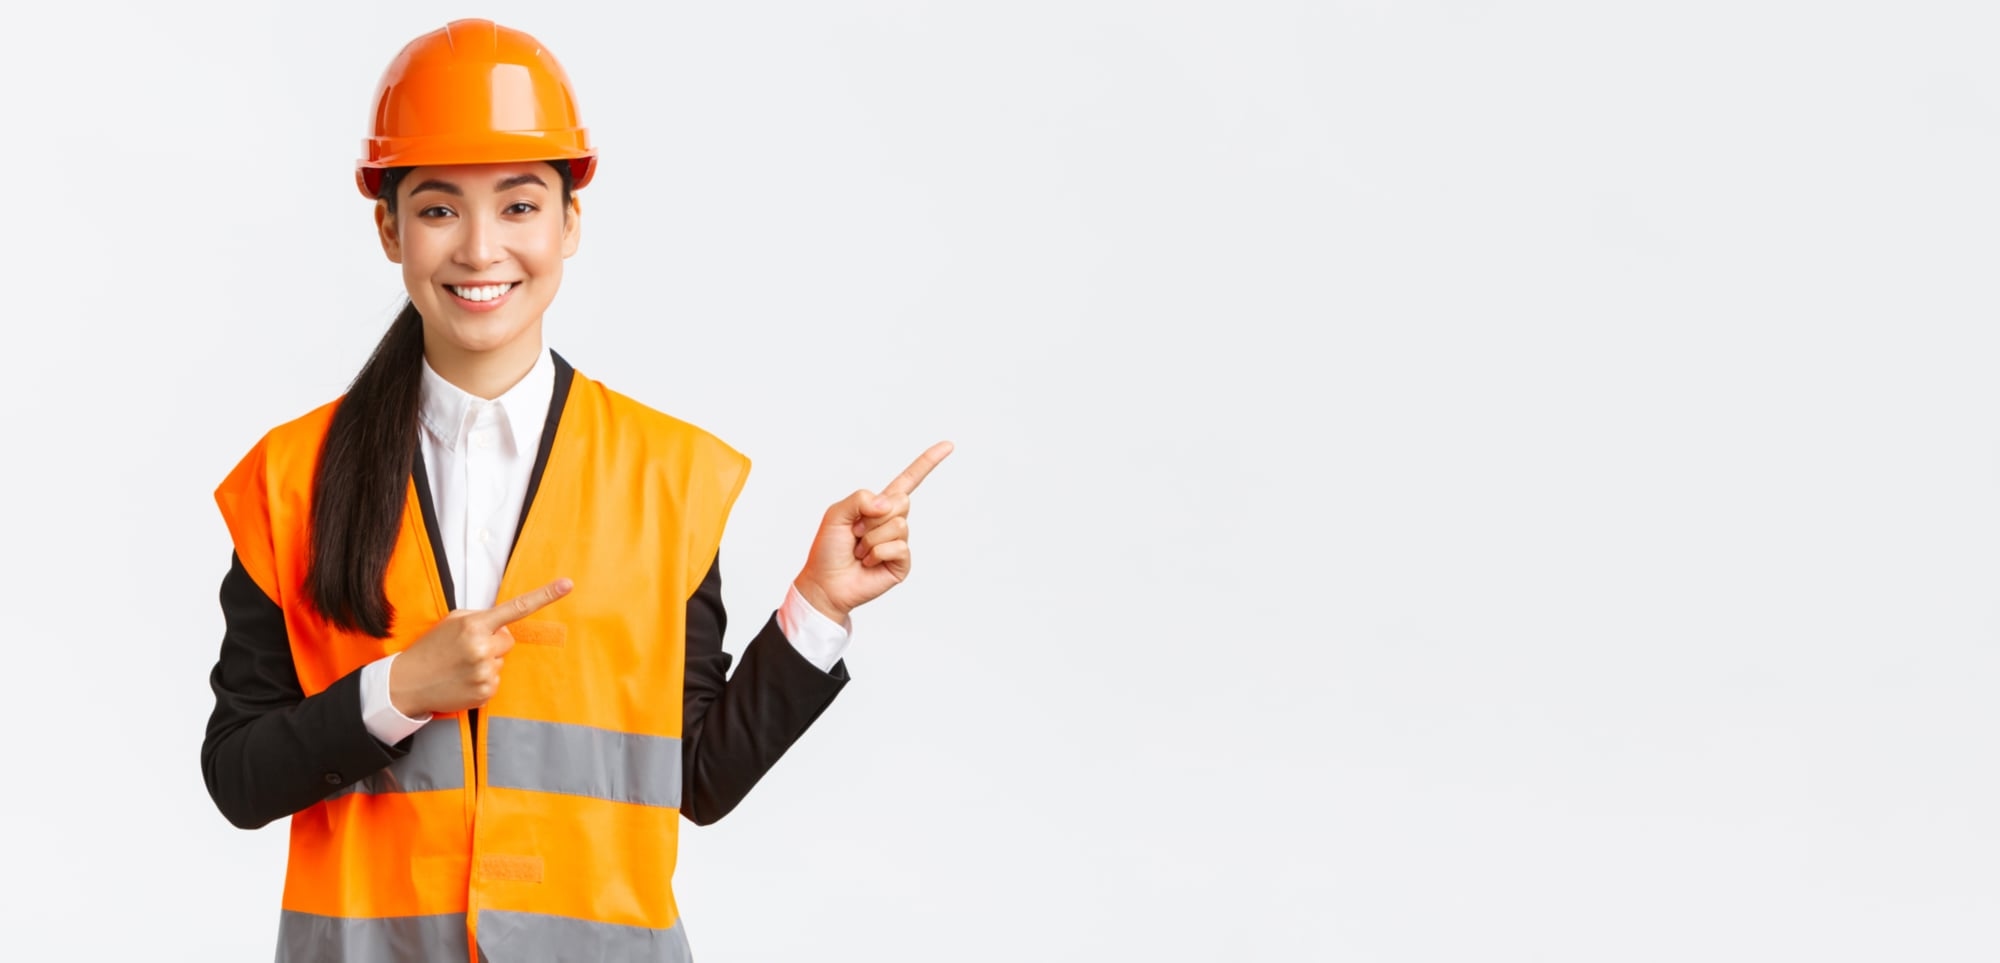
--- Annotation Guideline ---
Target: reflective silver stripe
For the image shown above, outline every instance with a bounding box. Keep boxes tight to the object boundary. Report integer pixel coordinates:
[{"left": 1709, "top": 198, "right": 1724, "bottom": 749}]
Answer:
[
  {"left": 327, "top": 717, "right": 465, "bottom": 798},
  {"left": 486, "top": 717, "right": 681, "bottom": 808},
  {"left": 277, "top": 910, "right": 464, "bottom": 962},
  {"left": 478, "top": 910, "right": 690, "bottom": 963}
]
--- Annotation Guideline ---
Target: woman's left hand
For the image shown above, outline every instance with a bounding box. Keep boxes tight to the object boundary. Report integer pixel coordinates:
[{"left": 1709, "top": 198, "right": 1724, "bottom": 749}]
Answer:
[{"left": 793, "top": 441, "right": 954, "bottom": 625}]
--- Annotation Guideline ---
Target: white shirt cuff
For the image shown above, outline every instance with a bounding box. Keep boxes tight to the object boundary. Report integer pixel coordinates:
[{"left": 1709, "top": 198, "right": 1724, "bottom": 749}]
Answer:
[
  {"left": 360, "top": 653, "right": 433, "bottom": 746},
  {"left": 777, "top": 584, "right": 851, "bottom": 674}
]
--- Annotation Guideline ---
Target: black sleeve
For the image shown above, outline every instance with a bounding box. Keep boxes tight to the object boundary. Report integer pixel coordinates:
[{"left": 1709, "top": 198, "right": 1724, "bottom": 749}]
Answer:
[
  {"left": 679, "top": 553, "right": 849, "bottom": 825},
  {"left": 200, "top": 553, "right": 405, "bottom": 830}
]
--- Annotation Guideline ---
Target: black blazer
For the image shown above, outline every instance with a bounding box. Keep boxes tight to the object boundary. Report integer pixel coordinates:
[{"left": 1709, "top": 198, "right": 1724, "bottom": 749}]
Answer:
[{"left": 200, "top": 353, "right": 846, "bottom": 831}]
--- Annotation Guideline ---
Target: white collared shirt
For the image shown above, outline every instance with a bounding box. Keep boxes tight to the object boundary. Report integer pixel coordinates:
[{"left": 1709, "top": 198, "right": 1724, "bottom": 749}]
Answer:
[
  {"left": 418, "top": 344, "right": 555, "bottom": 612},
  {"left": 359, "top": 345, "right": 850, "bottom": 744}
]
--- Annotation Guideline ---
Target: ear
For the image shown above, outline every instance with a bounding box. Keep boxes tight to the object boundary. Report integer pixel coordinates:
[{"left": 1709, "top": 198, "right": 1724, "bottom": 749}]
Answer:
[
  {"left": 561, "top": 196, "right": 582, "bottom": 259},
  {"left": 375, "top": 200, "right": 403, "bottom": 264}
]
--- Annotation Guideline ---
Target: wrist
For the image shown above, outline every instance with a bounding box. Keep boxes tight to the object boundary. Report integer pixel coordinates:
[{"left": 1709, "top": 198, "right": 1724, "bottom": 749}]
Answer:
[
  {"left": 363, "top": 653, "right": 433, "bottom": 747},
  {"left": 792, "top": 576, "right": 850, "bottom": 626},
  {"left": 386, "top": 653, "right": 428, "bottom": 719}
]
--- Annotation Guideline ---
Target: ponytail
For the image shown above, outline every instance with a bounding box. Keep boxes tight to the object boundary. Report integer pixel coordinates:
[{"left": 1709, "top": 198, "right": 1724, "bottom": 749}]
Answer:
[
  {"left": 307, "top": 164, "right": 422, "bottom": 637},
  {"left": 306, "top": 299, "right": 425, "bottom": 637}
]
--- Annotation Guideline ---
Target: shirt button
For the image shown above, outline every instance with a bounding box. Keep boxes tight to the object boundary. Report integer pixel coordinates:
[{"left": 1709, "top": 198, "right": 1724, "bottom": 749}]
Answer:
[
  {"left": 478, "top": 528, "right": 491, "bottom": 544},
  {"left": 322, "top": 772, "right": 343, "bottom": 786}
]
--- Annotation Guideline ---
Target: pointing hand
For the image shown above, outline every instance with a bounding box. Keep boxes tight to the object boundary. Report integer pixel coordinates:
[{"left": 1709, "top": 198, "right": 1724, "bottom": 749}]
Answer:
[
  {"left": 793, "top": 442, "right": 953, "bottom": 625},
  {"left": 388, "top": 578, "right": 574, "bottom": 717}
]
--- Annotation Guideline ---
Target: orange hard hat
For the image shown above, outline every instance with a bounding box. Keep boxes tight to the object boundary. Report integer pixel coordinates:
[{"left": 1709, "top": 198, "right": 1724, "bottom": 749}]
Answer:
[{"left": 355, "top": 19, "right": 596, "bottom": 199}]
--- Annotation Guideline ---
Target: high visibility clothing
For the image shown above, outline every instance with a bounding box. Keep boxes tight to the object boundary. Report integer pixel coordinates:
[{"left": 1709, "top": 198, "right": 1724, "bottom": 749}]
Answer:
[
  {"left": 356, "top": 19, "right": 597, "bottom": 199},
  {"left": 215, "top": 365, "right": 748, "bottom": 962}
]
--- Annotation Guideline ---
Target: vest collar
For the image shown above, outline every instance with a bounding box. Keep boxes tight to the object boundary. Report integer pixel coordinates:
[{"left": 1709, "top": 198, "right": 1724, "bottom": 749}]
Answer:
[{"left": 412, "top": 351, "right": 576, "bottom": 612}]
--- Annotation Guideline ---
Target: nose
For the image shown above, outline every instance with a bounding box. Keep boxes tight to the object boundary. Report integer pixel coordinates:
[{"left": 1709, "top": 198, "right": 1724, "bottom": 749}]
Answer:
[{"left": 453, "top": 211, "right": 503, "bottom": 271}]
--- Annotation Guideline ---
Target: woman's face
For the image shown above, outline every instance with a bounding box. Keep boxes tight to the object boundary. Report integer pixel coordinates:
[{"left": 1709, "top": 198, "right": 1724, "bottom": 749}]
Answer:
[{"left": 375, "top": 161, "right": 580, "bottom": 361}]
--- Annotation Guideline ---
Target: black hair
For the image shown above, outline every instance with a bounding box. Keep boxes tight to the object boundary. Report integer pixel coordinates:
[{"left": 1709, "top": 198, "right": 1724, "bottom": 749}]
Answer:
[{"left": 306, "top": 161, "right": 576, "bottom": 636}]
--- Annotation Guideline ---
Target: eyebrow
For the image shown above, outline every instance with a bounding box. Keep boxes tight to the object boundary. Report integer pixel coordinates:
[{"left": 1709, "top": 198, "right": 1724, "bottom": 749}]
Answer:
[
  {"left": 496, "top": 173, "right": 549, "bottom": 192},
  {"left": 406, "top": 173, "right": 551, "bottom": 197}
]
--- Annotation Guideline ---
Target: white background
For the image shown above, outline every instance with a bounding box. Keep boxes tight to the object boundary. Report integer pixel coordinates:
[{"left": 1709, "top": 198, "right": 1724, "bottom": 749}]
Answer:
[{"left": 1, "top": 1, "right": 1996, "bottom": 959}]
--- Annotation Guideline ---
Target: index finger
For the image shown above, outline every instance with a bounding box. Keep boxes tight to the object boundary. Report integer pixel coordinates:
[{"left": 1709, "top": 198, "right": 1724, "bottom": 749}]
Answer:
[
  {"left": 471, "top": 578, "right": 574, "bottom": 632},
  {"left": 881, "top": 440, "right": 955, "bottom": 497}
]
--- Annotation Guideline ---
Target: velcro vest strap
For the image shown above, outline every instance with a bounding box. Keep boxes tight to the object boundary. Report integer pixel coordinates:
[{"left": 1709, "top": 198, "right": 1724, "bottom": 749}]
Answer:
[{"left": 507, "top": 620, "right": 566, "bottom": 647}]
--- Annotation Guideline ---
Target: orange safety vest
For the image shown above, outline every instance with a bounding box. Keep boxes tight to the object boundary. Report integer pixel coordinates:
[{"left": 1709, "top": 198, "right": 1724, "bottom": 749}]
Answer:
[{"left": 216, "top": 364, "right": 748, "bottom": 962}]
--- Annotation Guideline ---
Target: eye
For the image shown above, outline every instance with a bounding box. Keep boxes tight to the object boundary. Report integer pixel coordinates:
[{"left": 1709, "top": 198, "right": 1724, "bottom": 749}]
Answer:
[
  {"left": 505, "top": 202, "right": 539, "bottom": 216},
  {"left": 417, "top": 205, "right": 455, "bottom": 219}
]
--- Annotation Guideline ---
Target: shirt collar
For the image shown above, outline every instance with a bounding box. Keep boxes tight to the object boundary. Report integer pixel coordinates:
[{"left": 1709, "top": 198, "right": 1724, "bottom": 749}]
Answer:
[{"left": 417, "top": 346, "right": 556, "bottom": 456}]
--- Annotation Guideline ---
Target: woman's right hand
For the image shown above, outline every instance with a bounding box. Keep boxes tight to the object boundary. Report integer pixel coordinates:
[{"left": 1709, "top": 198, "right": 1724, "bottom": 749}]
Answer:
[{"left": 388, "top": 578, "right": 573, "bottom": 717}]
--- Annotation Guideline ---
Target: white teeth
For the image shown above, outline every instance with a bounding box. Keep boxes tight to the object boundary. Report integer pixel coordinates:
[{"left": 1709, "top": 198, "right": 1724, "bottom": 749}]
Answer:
[{"left": 449, "top": 283, "right": 514, "bottom": 302}]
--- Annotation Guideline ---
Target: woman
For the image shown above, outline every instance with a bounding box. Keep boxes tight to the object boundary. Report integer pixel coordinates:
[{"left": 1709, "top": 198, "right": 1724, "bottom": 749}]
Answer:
[{"left": 199, "top": 19, "right": 948, "bottom": 962}]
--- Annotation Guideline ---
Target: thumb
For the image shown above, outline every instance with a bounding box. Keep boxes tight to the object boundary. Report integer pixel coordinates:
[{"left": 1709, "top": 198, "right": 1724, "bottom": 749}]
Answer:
[{"left": 491, "top": 625, "right": 518, "bottom": 658}]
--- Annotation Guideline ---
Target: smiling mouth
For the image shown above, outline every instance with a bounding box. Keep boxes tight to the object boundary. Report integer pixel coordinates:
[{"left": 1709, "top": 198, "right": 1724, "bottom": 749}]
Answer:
[{"left": 447, "top": 282, "right": 517, "bottom": 303}]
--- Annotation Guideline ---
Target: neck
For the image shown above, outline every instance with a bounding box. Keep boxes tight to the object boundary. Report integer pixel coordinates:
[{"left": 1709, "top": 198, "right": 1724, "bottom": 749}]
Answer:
[{"left": 423, "top": 328, "right": 544, "bottom": 400}]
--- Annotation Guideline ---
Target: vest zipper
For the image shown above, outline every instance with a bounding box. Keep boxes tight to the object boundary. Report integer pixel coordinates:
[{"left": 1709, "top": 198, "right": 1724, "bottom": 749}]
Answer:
[{"left": 469, "top": 707, "right": 480, "bottom": 784}]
